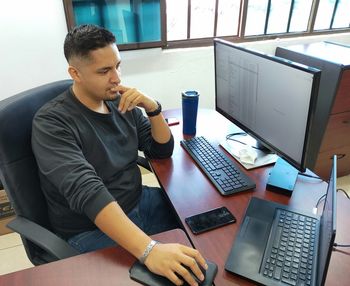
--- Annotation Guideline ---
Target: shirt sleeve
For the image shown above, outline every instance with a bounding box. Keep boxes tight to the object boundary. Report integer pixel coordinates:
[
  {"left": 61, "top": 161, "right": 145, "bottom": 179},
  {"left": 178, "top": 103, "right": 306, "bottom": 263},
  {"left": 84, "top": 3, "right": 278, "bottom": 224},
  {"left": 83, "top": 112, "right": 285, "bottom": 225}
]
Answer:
[
  {"left": 133, "top": 108, "right": 174, "bottom": 159},
  {"left": 32, "top": 111, "right": 115, "bottom": 221}
]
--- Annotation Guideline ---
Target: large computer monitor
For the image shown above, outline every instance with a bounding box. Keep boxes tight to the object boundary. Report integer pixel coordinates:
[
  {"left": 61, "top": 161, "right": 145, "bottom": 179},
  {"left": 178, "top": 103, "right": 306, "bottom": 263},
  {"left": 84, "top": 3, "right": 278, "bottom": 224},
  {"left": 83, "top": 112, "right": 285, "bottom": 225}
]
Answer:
[{"left": 214, "top": 38, "right": 321, "bottom": 193}]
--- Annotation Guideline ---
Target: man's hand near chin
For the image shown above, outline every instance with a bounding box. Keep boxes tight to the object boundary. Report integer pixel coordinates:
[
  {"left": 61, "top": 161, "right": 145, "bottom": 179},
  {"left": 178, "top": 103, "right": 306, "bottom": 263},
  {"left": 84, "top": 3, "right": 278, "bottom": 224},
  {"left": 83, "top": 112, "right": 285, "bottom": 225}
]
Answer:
[{"left": 112, "top": 85, "right": 157, "bottom": 114}]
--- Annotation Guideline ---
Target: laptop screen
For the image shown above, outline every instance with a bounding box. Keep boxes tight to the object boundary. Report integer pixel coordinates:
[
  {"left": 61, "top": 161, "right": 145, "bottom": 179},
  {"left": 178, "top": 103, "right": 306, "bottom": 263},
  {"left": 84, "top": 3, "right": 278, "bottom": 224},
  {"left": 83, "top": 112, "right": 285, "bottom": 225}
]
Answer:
[{"left": 317, "top": 157, "right": 337, "bottom": 285}]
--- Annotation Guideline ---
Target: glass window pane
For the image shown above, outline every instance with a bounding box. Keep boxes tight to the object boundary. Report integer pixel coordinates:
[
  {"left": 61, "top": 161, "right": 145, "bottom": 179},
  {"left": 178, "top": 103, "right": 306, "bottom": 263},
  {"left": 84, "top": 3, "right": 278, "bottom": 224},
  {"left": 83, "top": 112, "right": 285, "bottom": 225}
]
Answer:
[
  {"left": 72, "top": 0, "right": 161, "bottom": 45},
  {"left": 333, "top": 0, "right": 350, "bottom": 28},
  {"left": 216, "top": 0, "right": 240, "bottom": 37},
  {"left": 190, "top": 0, "right": 216, "bottom": 39},
  {"left": 289, "top": 0, "right": 313, "bottom": 32},
  {"left": 73, "top": 1, "right": 103, "bottom": 26},
  {"left": 166, "top": 0, "right": 188, "bottom": 41},
  {"left": 245, "top": 0, "right": 269, "bottom": 36},
  {"left": 266, "top": 0, "right": 291, "bottom": 34},
  {"left": 314, "top": 0, "right": 336, "bottom": 30}
]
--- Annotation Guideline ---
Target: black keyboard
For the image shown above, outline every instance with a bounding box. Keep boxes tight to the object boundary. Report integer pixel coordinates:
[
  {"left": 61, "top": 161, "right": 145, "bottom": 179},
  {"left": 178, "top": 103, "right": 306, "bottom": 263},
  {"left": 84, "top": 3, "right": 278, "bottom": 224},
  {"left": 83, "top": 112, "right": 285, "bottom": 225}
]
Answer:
[
  {"left": 180, "top": 136, "right": 255, "bottom": 195},
  {"left": 261, "top": 209, "right": 318, "bottom": 286}
]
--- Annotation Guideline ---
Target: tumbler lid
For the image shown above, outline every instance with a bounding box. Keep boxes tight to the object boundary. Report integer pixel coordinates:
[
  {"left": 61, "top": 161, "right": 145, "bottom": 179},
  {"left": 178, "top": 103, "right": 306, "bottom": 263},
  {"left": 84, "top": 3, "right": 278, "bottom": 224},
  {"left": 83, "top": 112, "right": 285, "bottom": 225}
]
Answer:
[{"left": 182, "top": 90, "right": 199, "bottom": 98}]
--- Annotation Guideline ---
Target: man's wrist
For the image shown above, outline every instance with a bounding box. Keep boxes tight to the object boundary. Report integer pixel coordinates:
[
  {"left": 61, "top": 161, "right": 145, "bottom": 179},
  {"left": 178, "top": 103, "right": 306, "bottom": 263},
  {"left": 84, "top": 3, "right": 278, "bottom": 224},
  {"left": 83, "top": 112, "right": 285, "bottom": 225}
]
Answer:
[
  {"left": 139, "top": 240, "right": 159, "bottom": 264},
  {"left": 146, "top": 100, "right": 162, "bottom": 117}
]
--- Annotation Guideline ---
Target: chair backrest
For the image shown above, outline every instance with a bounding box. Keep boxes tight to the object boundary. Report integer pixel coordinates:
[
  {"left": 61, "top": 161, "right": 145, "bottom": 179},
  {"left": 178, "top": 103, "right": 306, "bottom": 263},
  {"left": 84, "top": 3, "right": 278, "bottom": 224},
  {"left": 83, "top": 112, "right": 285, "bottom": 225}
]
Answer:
[{"left": 0, "top": 80, "right": 72, "bottom": 255}]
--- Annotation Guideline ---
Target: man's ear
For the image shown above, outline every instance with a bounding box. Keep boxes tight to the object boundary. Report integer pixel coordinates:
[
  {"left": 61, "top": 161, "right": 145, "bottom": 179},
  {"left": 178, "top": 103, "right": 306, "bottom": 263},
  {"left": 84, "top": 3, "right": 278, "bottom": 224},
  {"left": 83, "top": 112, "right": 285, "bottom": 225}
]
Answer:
[{"left": 68, "top": 65, "right": 81, "bottom": 82}]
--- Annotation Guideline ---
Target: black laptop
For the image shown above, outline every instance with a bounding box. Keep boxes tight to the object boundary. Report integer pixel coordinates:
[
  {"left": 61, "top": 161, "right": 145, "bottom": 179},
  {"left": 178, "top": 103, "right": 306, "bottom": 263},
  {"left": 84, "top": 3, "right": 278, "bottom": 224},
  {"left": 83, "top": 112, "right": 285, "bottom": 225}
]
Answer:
[{"left": 225, "top": 156, "right": 337, "bottom": 286}]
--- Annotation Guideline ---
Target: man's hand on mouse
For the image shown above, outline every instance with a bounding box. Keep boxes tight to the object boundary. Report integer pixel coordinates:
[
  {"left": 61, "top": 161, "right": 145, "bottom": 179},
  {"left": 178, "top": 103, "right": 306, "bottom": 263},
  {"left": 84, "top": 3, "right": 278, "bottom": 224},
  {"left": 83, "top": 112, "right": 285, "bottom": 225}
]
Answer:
[
  {"left": 112, "top": 85, "right": 158, "bottom": 114},
  {"left": 144, "top": 243, "right": 208, "bottom": 286}
]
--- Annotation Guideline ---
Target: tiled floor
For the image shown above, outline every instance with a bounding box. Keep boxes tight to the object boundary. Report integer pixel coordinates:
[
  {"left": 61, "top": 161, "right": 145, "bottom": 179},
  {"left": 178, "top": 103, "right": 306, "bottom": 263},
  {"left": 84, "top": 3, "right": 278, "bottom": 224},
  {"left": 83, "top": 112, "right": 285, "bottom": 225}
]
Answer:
[
  {"left": 0, "top": 232, "right": 34, "bottom": 275},
  {"left": 0, "top": 173, "right": 348, "bottom": 276}
]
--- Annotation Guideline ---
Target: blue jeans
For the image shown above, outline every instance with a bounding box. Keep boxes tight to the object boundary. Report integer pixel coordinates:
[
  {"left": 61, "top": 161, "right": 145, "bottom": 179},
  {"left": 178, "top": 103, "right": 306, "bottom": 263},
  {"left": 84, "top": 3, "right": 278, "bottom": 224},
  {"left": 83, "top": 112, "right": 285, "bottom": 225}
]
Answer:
[{"left": 67, "top": 186, "right": 180, "bottom": 253}]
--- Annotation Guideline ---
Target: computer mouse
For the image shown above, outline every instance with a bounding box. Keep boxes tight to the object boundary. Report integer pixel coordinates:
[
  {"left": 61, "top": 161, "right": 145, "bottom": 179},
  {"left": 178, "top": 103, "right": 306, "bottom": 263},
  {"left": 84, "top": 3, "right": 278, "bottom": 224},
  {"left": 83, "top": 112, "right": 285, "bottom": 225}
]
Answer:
[{"left": 183, "top": 263, "right": 206, "bottom": 285}]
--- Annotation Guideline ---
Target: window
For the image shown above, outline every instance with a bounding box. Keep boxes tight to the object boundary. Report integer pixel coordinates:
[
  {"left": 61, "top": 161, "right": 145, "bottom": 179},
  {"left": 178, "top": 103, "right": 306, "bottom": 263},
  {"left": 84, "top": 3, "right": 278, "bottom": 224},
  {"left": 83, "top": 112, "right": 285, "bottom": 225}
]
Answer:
[
  {"left": 245, "top": 0, "right": 268, "bottom": 36},
  {"left": 63, "top": 0, "right": 350, "bottom": 50},
  {"left": 314, "top": 0, "right": 350, "bottom": 30},
  {"left": 314, "top": 0, "right": 336, "bottom": 30},
  {"left": 164, "top": 0, "right": 241, "bottom": 46},
  {"left": 333, "top": 0, "right": 350, "bottom": 29},
  {"left": 289, "top": 1, "right": 313, "bottom": 32},
  {"left": 166, "top": 0, "right": 187, "bottom": 41},
  {"left": 63, "top": 0, "right": 164, "bottom": 50},
  {"left": 245, "top": 0, "right": 314, "bottom": 36},
  {"left": 216, "top": 0, "right": 240, "bottom": 37}
]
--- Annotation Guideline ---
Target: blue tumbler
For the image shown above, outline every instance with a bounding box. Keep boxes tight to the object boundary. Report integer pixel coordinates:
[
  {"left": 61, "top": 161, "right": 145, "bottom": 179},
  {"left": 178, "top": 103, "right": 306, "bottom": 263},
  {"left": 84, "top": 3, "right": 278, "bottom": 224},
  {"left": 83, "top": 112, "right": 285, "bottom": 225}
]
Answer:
[{"left": 182, "top": 90, "right": 199, "bottom": 135}]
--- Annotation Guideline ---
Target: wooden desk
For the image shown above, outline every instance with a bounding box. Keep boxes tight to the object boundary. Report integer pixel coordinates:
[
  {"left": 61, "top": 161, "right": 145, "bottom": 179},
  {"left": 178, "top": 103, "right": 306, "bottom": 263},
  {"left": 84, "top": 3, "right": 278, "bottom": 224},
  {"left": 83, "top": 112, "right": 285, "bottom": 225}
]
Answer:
[
  {"left": 0, "top": 229, "right": 191, "bottom": 286},
  {"left": 152, "top": 108, "right": 350, "bottom": 286}
]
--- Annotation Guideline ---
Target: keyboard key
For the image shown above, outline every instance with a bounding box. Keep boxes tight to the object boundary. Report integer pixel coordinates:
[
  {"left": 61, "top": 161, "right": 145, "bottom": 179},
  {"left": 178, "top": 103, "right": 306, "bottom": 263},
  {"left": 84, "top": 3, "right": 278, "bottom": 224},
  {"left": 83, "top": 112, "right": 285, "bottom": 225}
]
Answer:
[
  {"left": 282, "top": 278, "right": 297, "bottom": 286},
  {"left": 274, "top": 266, "right": 282, "bottom": 280},
  {"left": 273, "top": 227, "right": 283, "bottom": 248}
]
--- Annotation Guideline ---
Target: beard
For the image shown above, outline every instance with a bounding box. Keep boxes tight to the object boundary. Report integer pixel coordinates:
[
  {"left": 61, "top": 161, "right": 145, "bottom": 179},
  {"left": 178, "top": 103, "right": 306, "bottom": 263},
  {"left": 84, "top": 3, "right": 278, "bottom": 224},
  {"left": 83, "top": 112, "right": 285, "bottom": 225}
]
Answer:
[{"left": 104, "top": 89, "right": 120, "bottom": 102}]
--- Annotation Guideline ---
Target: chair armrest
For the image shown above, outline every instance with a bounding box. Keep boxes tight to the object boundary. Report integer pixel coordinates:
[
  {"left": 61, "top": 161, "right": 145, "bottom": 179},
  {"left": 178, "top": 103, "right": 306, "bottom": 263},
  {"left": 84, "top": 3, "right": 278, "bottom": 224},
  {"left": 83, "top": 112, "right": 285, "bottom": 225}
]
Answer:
[
  {"left": 137, "top": 155, "right": 152, "bottom": 172},
  {"left": 7, "top": 216, "right": 79, "bottom": 260}
]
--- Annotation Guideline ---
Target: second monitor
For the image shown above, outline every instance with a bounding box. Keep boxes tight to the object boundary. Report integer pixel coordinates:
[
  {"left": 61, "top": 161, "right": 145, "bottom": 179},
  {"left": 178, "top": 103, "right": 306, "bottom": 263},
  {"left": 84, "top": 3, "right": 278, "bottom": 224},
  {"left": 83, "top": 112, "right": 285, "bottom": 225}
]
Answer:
[{"left": 214, "top": 39, "right": 321, "bottom": 193}]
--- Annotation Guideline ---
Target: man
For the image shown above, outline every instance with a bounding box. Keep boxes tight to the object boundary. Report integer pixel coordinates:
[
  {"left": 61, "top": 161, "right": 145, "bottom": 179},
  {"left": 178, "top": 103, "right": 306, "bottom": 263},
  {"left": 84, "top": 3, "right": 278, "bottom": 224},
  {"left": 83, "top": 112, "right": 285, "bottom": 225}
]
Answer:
[{"left": 32, "top": 24, "right": 206, "bottom": 286}]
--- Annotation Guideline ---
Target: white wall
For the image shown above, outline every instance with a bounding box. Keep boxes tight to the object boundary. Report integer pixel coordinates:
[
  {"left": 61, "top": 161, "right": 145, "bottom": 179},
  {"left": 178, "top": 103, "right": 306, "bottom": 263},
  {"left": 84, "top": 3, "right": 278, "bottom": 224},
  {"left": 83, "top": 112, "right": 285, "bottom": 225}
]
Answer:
[
  {"left": 121, "top": 32, "right": 350, "bottom": 110},
  {"left": 1, "top": 1, "right": 350, "bottom": 110},
  {"left": 120, "top": 47, "right": 216, "bottom": 109},
  {"left": 0, "top": 0, "right": 68, "bottom": 100}
]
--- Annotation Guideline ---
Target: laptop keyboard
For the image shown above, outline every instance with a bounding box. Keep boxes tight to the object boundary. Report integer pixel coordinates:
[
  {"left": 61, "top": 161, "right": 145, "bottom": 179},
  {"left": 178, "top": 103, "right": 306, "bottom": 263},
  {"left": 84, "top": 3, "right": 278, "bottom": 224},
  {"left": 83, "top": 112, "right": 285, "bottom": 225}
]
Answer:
[{"left": 261, "top": 209, "right": 318, "bottom": 286}]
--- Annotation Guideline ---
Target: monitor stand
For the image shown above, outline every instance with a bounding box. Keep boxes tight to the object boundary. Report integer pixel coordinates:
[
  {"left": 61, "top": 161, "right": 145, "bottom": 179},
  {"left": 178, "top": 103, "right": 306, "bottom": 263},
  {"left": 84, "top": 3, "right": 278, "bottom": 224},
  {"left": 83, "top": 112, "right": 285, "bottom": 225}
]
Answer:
[{"left": 266, "top": 157, "right": 299, "bottom": 196}]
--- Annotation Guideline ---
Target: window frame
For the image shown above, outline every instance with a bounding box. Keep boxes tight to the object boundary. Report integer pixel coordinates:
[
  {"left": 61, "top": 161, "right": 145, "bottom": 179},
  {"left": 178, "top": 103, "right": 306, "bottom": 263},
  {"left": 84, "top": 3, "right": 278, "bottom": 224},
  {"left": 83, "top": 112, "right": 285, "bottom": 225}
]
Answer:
[{"left": 62, "top": 0, "right": 350, "bottom": 51}]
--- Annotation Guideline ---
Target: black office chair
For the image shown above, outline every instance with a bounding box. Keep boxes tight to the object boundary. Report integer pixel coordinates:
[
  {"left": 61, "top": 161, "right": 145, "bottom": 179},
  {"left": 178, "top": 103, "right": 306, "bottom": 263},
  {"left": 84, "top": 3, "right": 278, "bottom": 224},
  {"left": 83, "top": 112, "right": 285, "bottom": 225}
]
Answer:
[{"left": 0, "top": 80, "right": 152, "bottom": 266}]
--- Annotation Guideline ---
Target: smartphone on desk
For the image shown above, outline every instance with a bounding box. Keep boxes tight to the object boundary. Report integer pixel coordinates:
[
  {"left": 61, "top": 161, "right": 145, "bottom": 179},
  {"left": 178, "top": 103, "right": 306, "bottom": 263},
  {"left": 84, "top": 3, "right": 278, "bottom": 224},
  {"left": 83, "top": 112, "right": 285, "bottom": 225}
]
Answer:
[
  {"left": 165, "top": 117, "right": 180, "bottom": 126},
  {"left": 185, "top": 206, "right": 236, "bottom": 234}
]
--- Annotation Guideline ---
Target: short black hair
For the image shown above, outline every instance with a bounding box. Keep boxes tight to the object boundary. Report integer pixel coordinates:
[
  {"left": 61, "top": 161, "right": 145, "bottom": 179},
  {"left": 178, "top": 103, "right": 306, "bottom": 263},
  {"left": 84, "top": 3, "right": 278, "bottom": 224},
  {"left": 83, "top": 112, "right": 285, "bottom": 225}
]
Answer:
[{"left": 64, "top": 24, "right": 116, "bottom": 62}]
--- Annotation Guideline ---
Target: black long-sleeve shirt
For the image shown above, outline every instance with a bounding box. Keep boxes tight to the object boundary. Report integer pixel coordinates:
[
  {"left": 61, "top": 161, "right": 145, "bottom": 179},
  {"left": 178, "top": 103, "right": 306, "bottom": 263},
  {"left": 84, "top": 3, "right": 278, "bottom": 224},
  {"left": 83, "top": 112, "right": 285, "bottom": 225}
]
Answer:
[{"left": 31, "top": 88, "right": 174, "bottom": 239}]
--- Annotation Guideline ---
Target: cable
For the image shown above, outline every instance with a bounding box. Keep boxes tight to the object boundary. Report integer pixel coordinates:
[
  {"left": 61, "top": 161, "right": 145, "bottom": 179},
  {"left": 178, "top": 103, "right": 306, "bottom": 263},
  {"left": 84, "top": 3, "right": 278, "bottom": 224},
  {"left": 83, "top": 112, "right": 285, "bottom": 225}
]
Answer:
[
  {"left": 315, "top": 194, "right": 326, "bottom": 208},
  {"left": 314, "top": 188, "right": 350, "bottom": 249},
  {"left": 332, "top": 189, "right": 350, "bottom": 249},
  {"left": 337, "top": 188, "right": 350, "bottom": 199},
  {"left": 315, "top": 187, "right": 350, "bottom": 209},
  {"left": 334, "top": 243, "right": 350, "bottom": 248},
  {"left": 226, "top": 132, "right": 247, "bottom": 138},
  {"left": 225, "top": 133, "right": 273, "bottom": 152}
]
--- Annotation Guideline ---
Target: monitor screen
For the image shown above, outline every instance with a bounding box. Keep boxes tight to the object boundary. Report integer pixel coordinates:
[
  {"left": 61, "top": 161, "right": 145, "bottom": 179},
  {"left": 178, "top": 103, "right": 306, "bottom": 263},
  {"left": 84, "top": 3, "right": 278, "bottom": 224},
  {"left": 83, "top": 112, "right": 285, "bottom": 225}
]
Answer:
[{"left": 214, "top": 39, "right": 320, "bottom": 172}]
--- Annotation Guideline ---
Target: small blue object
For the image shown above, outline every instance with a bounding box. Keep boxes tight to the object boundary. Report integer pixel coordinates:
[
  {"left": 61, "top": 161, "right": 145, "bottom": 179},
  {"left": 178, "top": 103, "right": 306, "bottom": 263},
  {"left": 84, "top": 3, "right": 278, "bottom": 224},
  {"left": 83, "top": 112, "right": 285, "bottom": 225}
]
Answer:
[{"left": 182, "top": 91, "right": 199, "bottom": 135}]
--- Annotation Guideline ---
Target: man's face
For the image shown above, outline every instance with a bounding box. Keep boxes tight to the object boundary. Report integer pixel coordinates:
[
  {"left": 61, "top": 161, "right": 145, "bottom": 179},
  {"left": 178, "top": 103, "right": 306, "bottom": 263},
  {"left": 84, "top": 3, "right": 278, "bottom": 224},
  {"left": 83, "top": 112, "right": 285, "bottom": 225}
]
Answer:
[{"left": 71, "top": 44, "right": 122, "bottom": 102}]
